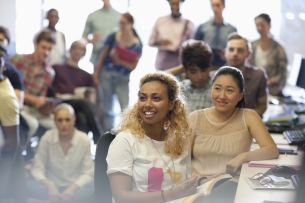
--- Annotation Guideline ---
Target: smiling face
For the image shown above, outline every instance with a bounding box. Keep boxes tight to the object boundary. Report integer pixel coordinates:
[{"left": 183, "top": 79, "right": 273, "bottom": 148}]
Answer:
[
  {"left": 138, "top": 81, "right": 174, "bottom": 128},
  {"left": 211, "top": 75, "right": 243, "bottom": 112}
]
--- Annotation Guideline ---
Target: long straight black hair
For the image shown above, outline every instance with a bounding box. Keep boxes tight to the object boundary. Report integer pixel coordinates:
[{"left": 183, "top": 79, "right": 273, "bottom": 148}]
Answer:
[{"left": 212, "top": 66, "right": 246, "bottom": 108}]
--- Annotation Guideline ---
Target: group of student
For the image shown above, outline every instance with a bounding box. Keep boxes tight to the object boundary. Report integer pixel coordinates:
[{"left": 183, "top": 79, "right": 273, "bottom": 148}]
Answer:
[
  {"left": 106, "top": 68, "right": 279, "bottom": 203},
  {"left": 0, "top": 0, "right": 289, "bottom": 202}
]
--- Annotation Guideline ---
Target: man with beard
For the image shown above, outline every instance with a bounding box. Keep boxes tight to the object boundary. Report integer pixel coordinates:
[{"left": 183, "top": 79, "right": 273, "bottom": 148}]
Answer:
[
  {"left": 225, "top": 33, "right": 268, "bottom": 115},
  {"left": 149, "top": 0, "right": 194, "bottom": 71}
]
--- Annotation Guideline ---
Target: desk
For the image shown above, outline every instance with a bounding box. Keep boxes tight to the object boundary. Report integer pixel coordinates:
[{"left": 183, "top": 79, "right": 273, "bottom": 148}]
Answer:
[
  {"left": 253, "top": 133, "right": 290, "bottom": 145},
  {"left": 235, "top": 128, "right": 302, "bottom": 203},
  {"left": 234, "top": 164, "right": 297, "bottom": 203}
]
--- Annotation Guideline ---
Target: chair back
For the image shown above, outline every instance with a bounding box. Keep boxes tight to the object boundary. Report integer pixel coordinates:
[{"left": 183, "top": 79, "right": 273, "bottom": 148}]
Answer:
[{"left": 94, "top": 131, "right": 116, "bottom": 203}]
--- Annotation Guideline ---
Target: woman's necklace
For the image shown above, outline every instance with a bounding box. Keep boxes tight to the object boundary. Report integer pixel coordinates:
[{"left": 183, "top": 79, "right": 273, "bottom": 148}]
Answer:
[{"left": 149, "top": 135, "right": 176, "bottom": 189}]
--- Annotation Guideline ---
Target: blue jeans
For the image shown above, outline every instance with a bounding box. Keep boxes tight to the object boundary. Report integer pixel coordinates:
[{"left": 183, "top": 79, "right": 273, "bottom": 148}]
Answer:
[
  {"left": 99, "top": 70, "right": 130, "bottom": 131},
  {"left": 26, "top": 179, "right": 94, "bottom": 203}
]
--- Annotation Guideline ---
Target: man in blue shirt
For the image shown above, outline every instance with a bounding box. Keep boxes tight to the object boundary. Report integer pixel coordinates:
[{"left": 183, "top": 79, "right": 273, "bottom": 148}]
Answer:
[{"left": 195, "top": 0, "right": 237, "bottom": 69}]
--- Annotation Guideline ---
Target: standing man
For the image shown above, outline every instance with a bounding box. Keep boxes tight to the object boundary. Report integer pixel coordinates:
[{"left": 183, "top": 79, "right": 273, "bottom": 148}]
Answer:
[
  {"left": 149, "top": 0, "right": 194, "bottom": 71},
  {"left": 40, "top": 9, "right": 67, "bottom": 66},
  {"left": 195, "top": 0, "right": 237, "bottom": 69},
  {"left": 82, "top": 0, "right": 120, "bottom": 66},
  {"left": 10, "top": 30, "right": 57, "bottom": 136}
]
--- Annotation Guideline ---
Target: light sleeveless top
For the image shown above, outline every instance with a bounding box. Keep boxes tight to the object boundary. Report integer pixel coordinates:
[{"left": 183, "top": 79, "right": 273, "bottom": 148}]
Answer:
[{"left": 189, "top": 108, "right": 252, "bottom": 176}]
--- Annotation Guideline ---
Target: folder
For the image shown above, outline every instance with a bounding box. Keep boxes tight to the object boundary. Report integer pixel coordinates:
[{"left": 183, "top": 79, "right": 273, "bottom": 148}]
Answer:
[{"left": 115, "top": 45, "right": 139, "bottom": 63}]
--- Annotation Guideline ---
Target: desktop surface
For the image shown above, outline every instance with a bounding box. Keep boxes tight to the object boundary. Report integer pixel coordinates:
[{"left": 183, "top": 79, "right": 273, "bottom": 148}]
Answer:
[{"left": 234, "top": 164, "right": 297, "bottom": 203}]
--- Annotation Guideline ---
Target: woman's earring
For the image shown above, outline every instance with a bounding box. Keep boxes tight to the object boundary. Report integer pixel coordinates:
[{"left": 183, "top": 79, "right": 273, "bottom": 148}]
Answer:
[{"left": 164, "top": 119, "right": 171, "bottom": 131}]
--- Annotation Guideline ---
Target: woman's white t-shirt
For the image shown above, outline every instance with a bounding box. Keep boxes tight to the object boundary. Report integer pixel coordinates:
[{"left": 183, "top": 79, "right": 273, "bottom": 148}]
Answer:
[{"left": 106, "top": 130, "right": 192, "bottom": 192}]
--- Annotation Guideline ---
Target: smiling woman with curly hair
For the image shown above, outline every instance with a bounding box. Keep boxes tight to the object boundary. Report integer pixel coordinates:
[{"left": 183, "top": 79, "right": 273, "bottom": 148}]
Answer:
[{"left": 106, "top": 71, "right": 197, "bottom": 203}]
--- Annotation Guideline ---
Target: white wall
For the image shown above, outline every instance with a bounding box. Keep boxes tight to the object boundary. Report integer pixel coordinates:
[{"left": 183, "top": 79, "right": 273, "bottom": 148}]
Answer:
[{"left": 0, "top": 0, "right": 16, "bottom": 41}]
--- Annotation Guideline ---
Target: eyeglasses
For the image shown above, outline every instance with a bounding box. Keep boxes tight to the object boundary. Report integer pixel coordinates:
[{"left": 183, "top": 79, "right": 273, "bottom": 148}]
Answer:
[{"left": 251, "top": 173, "right": 274, "bottom": 185}]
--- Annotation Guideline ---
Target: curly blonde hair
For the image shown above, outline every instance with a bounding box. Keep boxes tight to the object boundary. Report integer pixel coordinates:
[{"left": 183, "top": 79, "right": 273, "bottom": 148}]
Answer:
[{"left": 117, "top": 72, "right": 192, "bottom": 158}]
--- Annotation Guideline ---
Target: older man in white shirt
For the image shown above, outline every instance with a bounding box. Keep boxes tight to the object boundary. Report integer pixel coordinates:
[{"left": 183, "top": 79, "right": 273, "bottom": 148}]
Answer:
[{"left": 27, "top": 104, "right": 94, "bottom": 203}]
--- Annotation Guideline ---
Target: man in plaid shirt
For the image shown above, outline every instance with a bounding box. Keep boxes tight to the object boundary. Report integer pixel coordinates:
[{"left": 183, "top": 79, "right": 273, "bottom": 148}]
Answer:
[
  {"left": 168, "top": 39, "right": 214, "bottom": 114},
  {"left": 10, "top": 30, "right": 56, "bottom": 136}
]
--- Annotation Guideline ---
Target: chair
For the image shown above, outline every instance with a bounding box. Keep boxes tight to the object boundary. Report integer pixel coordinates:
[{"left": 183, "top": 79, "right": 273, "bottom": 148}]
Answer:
[{"left": 94, "top": 131, "right": 116, "bottom": 203}]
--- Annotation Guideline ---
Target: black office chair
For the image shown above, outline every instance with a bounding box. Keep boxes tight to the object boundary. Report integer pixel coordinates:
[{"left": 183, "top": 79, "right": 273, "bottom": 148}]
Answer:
[{"left": 94, "top": 131, "right": 116, "bottom": 203}]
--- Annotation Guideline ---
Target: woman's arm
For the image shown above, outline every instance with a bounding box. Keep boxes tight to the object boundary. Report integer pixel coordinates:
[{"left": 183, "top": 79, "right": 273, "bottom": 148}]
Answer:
[
  {"left": 109, "top": 172, "right": 197, "bottom": 203},
  {"left": 94, "top": 46, "right": 109, "bottom": 78},
  {"left": 226, "top": 109, "right": 279, "bottom": 174}
]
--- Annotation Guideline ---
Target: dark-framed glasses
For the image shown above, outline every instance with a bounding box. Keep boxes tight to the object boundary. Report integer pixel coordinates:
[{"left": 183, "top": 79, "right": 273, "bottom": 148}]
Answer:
[{"left": 251, "top": 173, "right": 274, "bottom": 185}]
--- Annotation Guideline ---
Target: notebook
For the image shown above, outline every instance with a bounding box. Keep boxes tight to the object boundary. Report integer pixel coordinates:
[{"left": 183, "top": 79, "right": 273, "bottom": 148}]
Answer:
[{"left": 166, "top": 174, "right": 232, "bottom": 203}]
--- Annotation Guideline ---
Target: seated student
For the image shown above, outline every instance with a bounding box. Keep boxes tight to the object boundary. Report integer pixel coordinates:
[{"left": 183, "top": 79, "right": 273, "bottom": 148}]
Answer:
[
  {"left": 52, "top": 40, "right": 103, "bottom": 144},
  {"left": 0, "top": 48, "right": 26, "bottom": 203},
  {"left": 27, "top": 103, "right": 94, "bottom": 203},
  {"left": 168, "top": 33, "right": 269, "bottom": 115},
  {"left": 179, "top": 39, "right": 213, "bottom": 113},
  {"left": 189, "top": 66, "right": 279, "bottom": 202},
  {"left": 10, "top": 30, "right": 57, "bottom": 136},
  {"left": 107, "top": 72, "right": 198, "bottom": 203},
  {"left": 0, "top": 43, "right": 29, "bottom": 147},
  {"left": 1, "top": 27, "right": 30, "bottom": 143}
]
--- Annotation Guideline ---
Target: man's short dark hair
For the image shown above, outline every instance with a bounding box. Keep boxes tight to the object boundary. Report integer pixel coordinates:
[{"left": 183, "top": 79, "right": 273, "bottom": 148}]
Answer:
[
  {"left": 46, "top": 8, "right": 58, "bottom": 18},
  {"left": 227, "top": 32, "right": 251, "bottom": 51},
  {"left": 35, "top": 30, "right": 56, "bottom": 44},
  {"left": 180, "top": 39, "right": 212, "bottom": 70},
  {"left": 0, "top": 26, "right": 10, "bottom": 44}
]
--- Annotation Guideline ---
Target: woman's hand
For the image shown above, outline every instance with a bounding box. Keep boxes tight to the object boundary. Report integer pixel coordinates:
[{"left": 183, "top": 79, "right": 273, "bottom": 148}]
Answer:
[
  {"left": 226, "top": 153, "right": 246, "bottom": 176},
  {"left": 110, "top": 49, "right": 121, "bottom": 65},
  {"left": 165, "top": 176, "right": 198, "bottom": 201}
]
